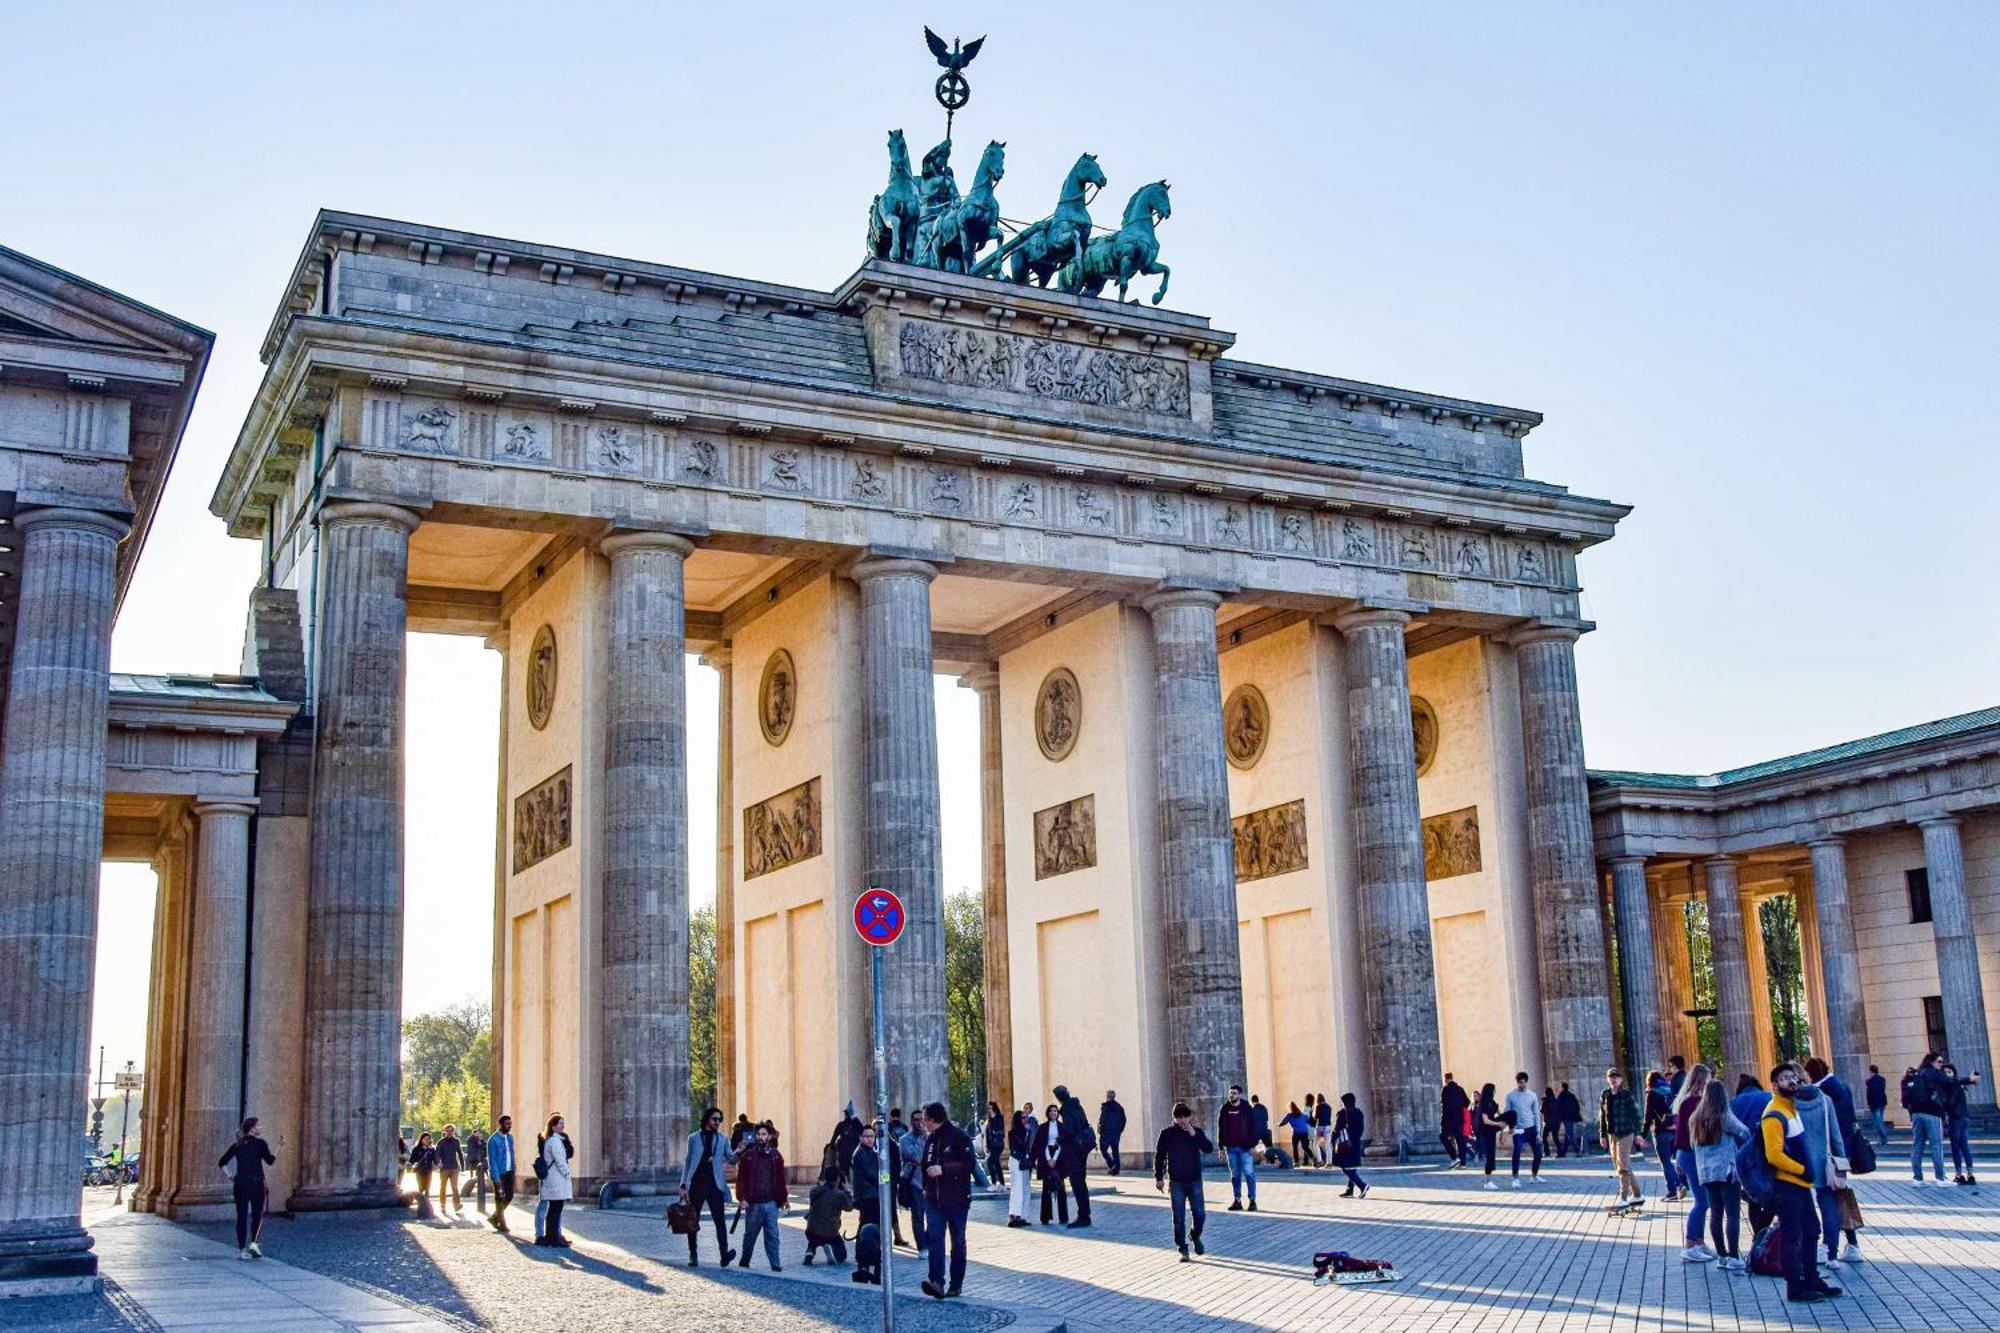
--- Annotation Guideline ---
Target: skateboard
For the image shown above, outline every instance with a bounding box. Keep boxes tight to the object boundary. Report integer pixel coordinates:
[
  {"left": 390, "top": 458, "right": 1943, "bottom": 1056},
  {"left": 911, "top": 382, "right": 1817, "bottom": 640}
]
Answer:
[{"left": 1604, "top": 1197, "right": 1644, "bottom": 1216}]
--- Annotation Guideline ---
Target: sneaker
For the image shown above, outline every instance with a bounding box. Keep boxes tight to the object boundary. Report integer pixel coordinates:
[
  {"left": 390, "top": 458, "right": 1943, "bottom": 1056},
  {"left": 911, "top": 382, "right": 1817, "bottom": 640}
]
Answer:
[
  {"left": 1484, "top": 1180, "right": 1498, "bottom": 1191},
  {"left": 1193, "top": 1236, "right": 1205, "bottom": 1256},
  {"left": 1511, "top": 1178, "right": 1522, "bottom": 1189},
  {"left": 238, "top": 1248, "right": 253, "bottom": 1261},
  {"left": 1341, "top": 1188, "right": 1354, "bottom": 1198},
  {"left": 1358, "top": 1184, "right": 1369, "bottom": 1199},
  {"left": 1228, "top": 1200, "right": 1242, "bottom": 1212},
  {"left": 1718, "top": 1257, "right": 1744, "bottom": 1272},
  {"left": 247, "top": 1242, "right": 263, "bottom": 1259},
  {"left": 1682, "top": 1246, "right": 1714, "bottom": 1263},
  {"left": 1844, "top": 1242, "right": 1864, "bottom": 1263}
]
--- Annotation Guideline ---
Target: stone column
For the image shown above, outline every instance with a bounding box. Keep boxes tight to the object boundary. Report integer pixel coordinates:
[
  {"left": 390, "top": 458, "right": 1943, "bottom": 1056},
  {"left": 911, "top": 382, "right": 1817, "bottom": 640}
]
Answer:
[
  {"left": 1333, "top": 607, "right": 1440, "bottom": 1152},
  {"left": 1141, "top": 588, "right": 1246, "bottom": 1131},
  {"left": 293, "top": 501, "right": 419, "bottom": 1211},
  {"left": 1742, "top": 888, "right": 1778, "bottom": 1074},
  {"left": 961, "top": 668, "right": 1015, "bottom": 1113},
  {"left": 1608, "top": 857, "right": 1660, "bottom": 1077},
  {"left": 851, "top": 555, "right": 950, "bottom": 1112},
  {"left": 1806, "top": 838, "right": 1871, "bottom": 1091},
  {"left": 1702, "top": 856, "right": 1758, "bottom": 1078},
  {"left": 1509, "top": 626, "right": 1617, "bottom": 1098},
  {"left": 599, "top": 531, "right": 695, "bottom": 1180},
  {"left": 1653, "top": 883, "right": 1698, "bottom": 1063},
  {"left": 0, "top": 507, "right": 128, "bottom": 1289},
  {"left": 165, "top": 800, "right": 257, "bottom": 1213},
  {"left": 1921, "top": 817, "right": 1995, "bottom": 1107},
  {"left": 702, "top": 646, "right": 737, "bottom": 1116}
]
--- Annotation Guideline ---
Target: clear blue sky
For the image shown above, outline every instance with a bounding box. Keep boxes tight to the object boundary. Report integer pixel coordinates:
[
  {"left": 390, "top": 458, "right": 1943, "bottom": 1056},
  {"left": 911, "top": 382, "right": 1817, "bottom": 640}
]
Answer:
[{"left": 5, "top": 3, "right": 1994, "bottom": 1063}]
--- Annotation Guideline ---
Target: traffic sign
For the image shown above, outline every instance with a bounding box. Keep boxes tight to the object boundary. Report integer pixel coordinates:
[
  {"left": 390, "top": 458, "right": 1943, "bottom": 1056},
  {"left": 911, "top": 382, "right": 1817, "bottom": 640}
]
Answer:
[
  {"left": 114, "top": 1069, "right": 143, "bottom": 1091},
  {"left": 853, "top": 887, "right": 906, "bottom": 947}
]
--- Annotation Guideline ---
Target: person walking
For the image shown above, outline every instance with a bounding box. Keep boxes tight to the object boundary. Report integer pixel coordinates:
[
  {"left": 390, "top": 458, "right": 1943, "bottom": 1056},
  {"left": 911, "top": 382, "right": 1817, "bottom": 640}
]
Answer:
[
  {"left": 1282, "top": 1101, "right": 1313, "bottom": 1168},
  {"left": 1689, "top": 1080, "right": 1750, "bottom": 1269},
  {"left": 1154, "top": 1101, "right": 1214, "bottom": 1262},
  {"left": 1217, "top": 1084, "right": 1260, "bottom": 1211},
  {"left": 1313, "top": 1092, "right": 1335, "bottom": 1169},
  {"left": 1333, "top": 1093, "right": 1368, "bottom": 1198},
  {"left": 535, "top": 1113, "right": 574, "bottom": 1247},
  {"left": 1761, "top": 1064, "right": 1840, "bottom": 1303},
  {"left": 436, "top": 1124, "right": 464, "bottom": 1216},
  {"left": 486, "top": 1115, "right": 517, "bottom": 1233},
  {"left": 1032, "top": 1104, "right": 1068, "bottom": 1225},
  {"left": 850, "top": 1122, "right": 894, "bottom": 1252},
  {"left": 1249, "top": 1095, "right": 1273, "bottom": 1154},
  {"left": 803, "top": 1169, "right": 852, "bottom": 1267},
  {"left": 1505, "top": 1072, "right": 1544, "bottom": 1186},
  {"left": 1906, "top": 1054, "right": 1949, "bottom": 1184},
  {"left": 678, "top": 1107, "right": 738, "bottom": 1266},
  {"left": 1098, "top": 1090, "right": 1127, "bottom": 1176},
  {"left": 919, "top": 1102, "right": 975, "bottom": 1300},
  {"left": 1863, "top": 1065, "right": 1889, "bottom": 1147},
  {"left": 1475, "top": 1083, "right": 1505, "bottom": 1189},
  {"left": 900, "top": 1112, "right": 932, "bottom": 1251},
  {"left": 1600, "top": 1069, "right": 1643, "bottom": 1211},
  {"left": 219, "top": 1116, "right": 275, "bottom": 1259},
  {"left": 1054, "top": 1086, "right": 1094, "bottom": 1227},
  {"left": 410, "top": 1133, "right": 438, "bottom": 1220},
  {"left": 1672, "top": 1063, "right": 1717, "bottom": 1262},
  {"left": 734, "top": 1122, "right": 788, "bottom": 1271},
  {"left": 1004, "top": 1109, "right": 1033, "bottom": 1227},
  {"left": 1643, "top": 1068, "right": 1685, "bottom": 1200},
  {"left": 1556, "top": 1082, "right": 1584, "bottom": 1156},
  {"left": 466, "top": 1127, "right": 488, "bottom": 1215},
  {"left": 984, "top": 1101, "right": 1007, "bottom": 1187},
  {"left": 1440, "top": 1074, "right": 1471, "bottom": 1166},
  {"left": 1941, "top": 1061, "right": 1980, "bottom": 1186}
]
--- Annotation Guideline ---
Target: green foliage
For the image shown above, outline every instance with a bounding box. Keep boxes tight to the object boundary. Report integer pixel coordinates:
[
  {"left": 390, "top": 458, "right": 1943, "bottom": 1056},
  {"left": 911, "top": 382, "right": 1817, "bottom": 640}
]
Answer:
[
  {"left": 1683, "top": 901, "right": 1721, "bottom": 1070},
  {"left": 462, "top": 1029, "right": 493, "bottom": 1088},
  {"left": 690, "top": 904, "right": 717, "bottom": 1117},
  {"left": 412, "top": 1074, "right": 490, "bottom": 1136},
  {"left": 402, "top": 999, "right": 492, "bottom": 1130},
  {"left": 944, "top": 890, "right": 985, "bottom": 1124},
  {"left": 1759, "top": 895, "right": 1813, "bottom": 1062}
]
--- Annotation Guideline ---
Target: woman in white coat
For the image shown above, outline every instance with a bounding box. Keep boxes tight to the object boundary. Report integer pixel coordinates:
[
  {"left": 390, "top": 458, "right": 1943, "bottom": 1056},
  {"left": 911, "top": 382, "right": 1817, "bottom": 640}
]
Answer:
[{"left": 536, "top": 1112, "right": 575, "bottom": 1247}]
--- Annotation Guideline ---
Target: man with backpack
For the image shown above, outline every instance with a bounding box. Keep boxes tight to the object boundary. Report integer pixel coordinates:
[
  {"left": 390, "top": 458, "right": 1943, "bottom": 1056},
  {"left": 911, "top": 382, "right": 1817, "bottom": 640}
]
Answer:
[{"left": 1053, "top": 1085, "right": 1095, "bottom": 1227}]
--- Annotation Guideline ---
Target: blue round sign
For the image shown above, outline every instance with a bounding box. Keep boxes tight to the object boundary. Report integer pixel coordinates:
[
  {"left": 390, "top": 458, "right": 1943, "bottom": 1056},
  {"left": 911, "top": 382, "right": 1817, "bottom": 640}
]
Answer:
[{"left": 853, "top": 888, "right": 906, "bottom": 946}]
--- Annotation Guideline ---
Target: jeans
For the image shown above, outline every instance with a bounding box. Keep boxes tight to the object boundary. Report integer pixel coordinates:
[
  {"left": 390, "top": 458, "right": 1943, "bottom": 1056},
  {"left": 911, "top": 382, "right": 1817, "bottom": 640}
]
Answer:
[
  {"left": 542, "top": 1198, "right": 566, "bottom": 1243},
  {"left": 1656, "top": 1130, "right": 1684, "bottom": 1194},
  {"left": 1226, "top": 1146, "right": 1258, "bottom": 1201},
  {"left": 232, "top": 1180, "right": 266, "bottom": 1249},
  {"left": 806, "top": 1234, "right": 848, "bottom": 1263},
  {"left": 1168, "top": 1177, "right": 1205, "bottom": 1250},
  {"left": 907, "top": 1191, "right": 932, "bottom": 1252},
  {"left": 1947, "top": 1115, "right": 1973, "bottom": 1177},
  {"left": 1678, "top": 1151, "right": 1706, "bottom": 1243},
  {"left": 1102, "top": 1135, "right": 1121, "bottom": 1174},
  {"left": 1511, "top": 1127, "right": 1543, "bottom": 1177},
  {"left": 493, "top": 1171, "right": 515, "bottom": 1229},
  {"left": 1773, "top": 1184, "right": 1821, "bottom": 1298},
  {"left": 1911, "top": 1112, "right": 1946, "bottom": 1180},
  {"left": 986, "top": 1146, "right": 1006, "bottom": 1185},
  {"left": 533, "top": 1197, "right": 546, "bottom": 1239},
  {"left": 1706, "top": 1176, "right": 1741, "bottom": 1257},
  {"left": 741, "top": 1200, "right": 780, "bottom": 1267},
  {"left": 1815, "top": 1186, "right": 1853, "bottom": 1260},
  {"left": 1869, "top": 1107, "right": 1888, "bottom": 1145},
  {"left": 925, "top": 1200, "right": 969, "bottom": 1291}
]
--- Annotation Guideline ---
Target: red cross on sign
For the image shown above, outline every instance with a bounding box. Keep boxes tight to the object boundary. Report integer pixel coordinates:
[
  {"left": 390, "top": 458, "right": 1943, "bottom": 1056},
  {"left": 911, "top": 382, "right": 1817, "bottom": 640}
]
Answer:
[{"left": 853, "top": 888, "right": 906, "bottom": 947}]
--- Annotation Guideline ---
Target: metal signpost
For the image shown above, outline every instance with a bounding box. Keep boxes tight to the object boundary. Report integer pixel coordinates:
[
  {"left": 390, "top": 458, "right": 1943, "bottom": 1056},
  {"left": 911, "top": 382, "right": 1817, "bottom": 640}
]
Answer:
[
  {"left": 853, "top": 885, "right": 907, "bottom": 1333},
  {"left": 112, "top": 1062, "right": 141, "bottom": 1204}
]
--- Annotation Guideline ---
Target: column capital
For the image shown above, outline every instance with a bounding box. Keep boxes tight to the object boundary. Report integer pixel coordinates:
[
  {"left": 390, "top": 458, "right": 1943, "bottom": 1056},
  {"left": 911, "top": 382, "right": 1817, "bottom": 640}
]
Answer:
[
  {"left": 848, "top": 553, "right": 941, "bottom": 585},
  {"left": 1502, "top": 620, "right": 1589, "bottom": 649},
  {"left": 957, "top": 667, "right": 1000, "bottom": 696},
  {"left": 1138, "top": 584, "right": 1224, "bottom": 616},
  {"left": 1805, "top": 832, "right": 1846, "bottom": 850},
  {"left": 191, "top": 798, "right": 259, "bottom": 819},
  {"left": 1330, "top": 605, "right": 1412, "bottom": 635},
  {"left": 1608, "top": 854, "right": 1649, "bottom": 869},
  {"left": 1917, "top": 813, "right": 1962, "bottom": 831},
  {"left": 1701, "top": 853, "right": 1739, "bottom": 869},
  {"left": 699, "top": 643, "right": 733, "bottom": 672},
  {"left": 318, "top": 500, "right": 421, "bottom": 534},
  {"left": 11, "top": 505, "right": 131, "bottom": 542},
  {"left": 600, "top": 529, "right": 695, "bottom": 561}
]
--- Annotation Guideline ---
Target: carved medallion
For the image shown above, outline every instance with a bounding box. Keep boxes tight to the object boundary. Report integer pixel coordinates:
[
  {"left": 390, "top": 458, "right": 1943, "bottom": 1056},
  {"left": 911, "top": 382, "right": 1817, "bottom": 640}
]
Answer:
[
  {"left": 1223, "top": 684, "right": 1269, "bottom": 770},
  {"left": 1422, "top": 806, "right": 1481, "bottom": 881},
  {"left": 1033, "top": 794, "right": 1097, "bottom": 880},
  {"left": 1233, "top": 799, "right": 1309, "bottom": 883},
  {"left": 758, "top": 649, "right": 797, "bottom": 747},
  {"left": 1411, "top": 695, "right": 1439, "bottom": 777},
  {"left": 526, "top": 624, "right": 557, "bottom": 731},
  {"left": 743, "top": 777, "right": 823, "bottom": 880},
  {"left": 512, "top": 766, "right": 572, "bottom": 873},
  {"left": 1035, "top": 667, "right": 1081, "bottom": 761}
]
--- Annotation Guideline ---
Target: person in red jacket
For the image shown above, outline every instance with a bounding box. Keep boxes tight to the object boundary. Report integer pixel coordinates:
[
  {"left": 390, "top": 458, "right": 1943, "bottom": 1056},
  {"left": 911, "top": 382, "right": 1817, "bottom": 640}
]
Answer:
[
  {"left": 734, "top": 1124, "right": 789, "bottom": 1271},
  {"left": 1216, "top": 1084, "right": 1260, "bottom": 1212}
]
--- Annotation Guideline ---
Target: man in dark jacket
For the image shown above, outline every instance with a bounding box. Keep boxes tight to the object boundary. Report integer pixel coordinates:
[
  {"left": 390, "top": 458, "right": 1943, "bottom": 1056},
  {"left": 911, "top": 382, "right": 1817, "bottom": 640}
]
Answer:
[
  {"left": 1154, "top": 1102, "right": 1215, "bottom": 1261},
  {"left": 1053, "top": 1085, "right": 1094, "bottom": 1227},
  {"left": 1864, "top": 1065, "right": 1889, "bottom": 1145},
  {"left": 1555, "top": 1082, "right": 1584, "bottom": 1156},
  {"left": 919, "top": 1103, "right": 975, "bottom": 1300},
  {"left": 734, "top": 1124, "right": 788, "bottom": 1272},
  {"left": 1441, "top": 1074, "right": 1471, "bottom": 1166},
  {"left": 1097, "top": 1092, "right": 1128, "bottom": 1175},
  {"left": 1217, "top": 1084, "right": 1259, "bottom": 1211}
]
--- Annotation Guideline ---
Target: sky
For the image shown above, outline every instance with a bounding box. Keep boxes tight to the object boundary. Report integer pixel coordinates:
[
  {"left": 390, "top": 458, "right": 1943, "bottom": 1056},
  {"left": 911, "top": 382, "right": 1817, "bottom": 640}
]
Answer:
[{"left": 4, "top": 3, "right": 1993, "bottom": 1074}]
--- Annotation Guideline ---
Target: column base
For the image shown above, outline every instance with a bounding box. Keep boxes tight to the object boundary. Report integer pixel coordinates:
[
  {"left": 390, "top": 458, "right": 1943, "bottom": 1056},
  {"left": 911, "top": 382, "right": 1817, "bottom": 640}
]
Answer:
[
  {"left": 0, "top": 1227, "right": 99, "bottom": 1298},
  {"left": 287, "top": 1181, "right": 409, "bottom": 1213}
]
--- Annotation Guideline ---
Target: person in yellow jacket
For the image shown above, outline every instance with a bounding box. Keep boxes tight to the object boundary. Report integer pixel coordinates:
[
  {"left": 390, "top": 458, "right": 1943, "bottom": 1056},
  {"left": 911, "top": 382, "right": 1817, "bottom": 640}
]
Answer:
[{"left": 1762, "top": 1064, "right": 1839, "bottom": 1304}]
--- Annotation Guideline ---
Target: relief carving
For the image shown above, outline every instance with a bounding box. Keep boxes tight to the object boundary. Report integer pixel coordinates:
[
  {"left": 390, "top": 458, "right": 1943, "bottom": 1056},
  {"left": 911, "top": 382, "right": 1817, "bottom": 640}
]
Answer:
[
  {"left": 1455, "top": 536, "right": 1487, "bottom": 575},
  {"left": 512, "top": 765, "right": 572, "bottom": 873},
  {"left": 597, "top": 425, "right": 635, "bottom": 471},
  {"left": 927, "top": 468, "right": 965, "bottom": 512},
  {"left": 1422, "top": 806, "right": 1482, "bottom": 881},
  {"left": 851, "top": 456, "right": 887, "bottom": 499},
  {"left": 1515, "top": 544, "right": 1545, "bottom": 582},
  {"left": 1035, "top": 667, "right": 1081, "bottom": 761},
  {"left": 683, "top": 438, "right": 719, "bottom": 479},
  {"left": 502, "top": 421, "right": 546, "bottom": 459},
  {"left": 897, "top": 318, "right": 1191, "bottom": 416},
  {"left": 1223, "top": 684, "right": 1269, "bottom": 770},
  {"left": 1278, "top": 512, "right": 1309, "bottom": 553},
  {"left": 1217, "top": 505, "right": 1246, "bottom": 544},
  {"left": 403, "top": 404, "right": 456, "bottom": 453},
  {"left": 1232, "top": 799, "right": 1308, "bottom": 883},
  {"left": 1001, "top": 480, "right": 1038, "bottom": 520},
  {"left": 1401, "top": 528, "right": 1431, "bottom": 567},
  {"left": 1411, "top": 695, "right": 1439, "bottom": 776},
  {"left": 743, "top": 777, "right": 822, "bottom": 880},
  {"left": 1032, "top": 794, "right": 1097, "bottom": 880},
  {"left": 758, "top": 649, "right": 796, "bottom": 746},
  {"left": 526, "top": 624, "right": 557, "bottom": 731},
  {"left": 1341, "top": 518, "right": 1373, "bottom": 561},
  {"left": 1149, "top": 494, "right": 1179, "bottom": 533},
  {"left": 1073, "top": 487, "right": 1111, "bottom": 529},
  {"left": 767, "top": 447, "right": 806, "bottom": 491}
]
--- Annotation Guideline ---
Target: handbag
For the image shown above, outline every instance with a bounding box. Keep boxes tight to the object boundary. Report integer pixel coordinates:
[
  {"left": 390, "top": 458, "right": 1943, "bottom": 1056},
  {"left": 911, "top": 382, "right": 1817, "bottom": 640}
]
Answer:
[
  {"left": 1835, "top": 1186, "right": 1864, "bottom": 1232},
  {"left": 665, "top": 1200, "right": 698, "bottom": 1236},
  {"left": 1820, "top": 1100, "right": 1851, "bottom": 1189},
  {"left": 1848, "top": 1131, "right": 1877, "bottom": 1176}
]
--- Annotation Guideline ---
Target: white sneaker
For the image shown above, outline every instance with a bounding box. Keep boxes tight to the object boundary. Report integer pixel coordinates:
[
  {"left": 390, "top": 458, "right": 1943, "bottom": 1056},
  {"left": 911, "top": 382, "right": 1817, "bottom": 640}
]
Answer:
[
  {"left": 1484, "top": 1180, "right": 1498, "bottom": 1191},
  {"left": 1718, "top": 1257, "right": 1744, "bottom": 1271},
  {"left": 1844, "top": 1242, "right": 1864, "bottom": 1263},
  {"left": 1682, "top": 1246, "right": 1715, "bottom": 1263},
  {"left": 239, "top": 1248, "right": 253, "bottom": 1261},
  {"left": 247, "top": 1242, "right": 263, "bottom": 1259},
  {"left": 1512, "top": 1178, "right": 1523, "bottom": 1189}
]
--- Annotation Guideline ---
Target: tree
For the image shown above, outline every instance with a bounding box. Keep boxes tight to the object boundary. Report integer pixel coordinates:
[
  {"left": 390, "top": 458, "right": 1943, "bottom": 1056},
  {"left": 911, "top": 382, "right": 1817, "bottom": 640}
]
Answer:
[
  {"left": 690, "top": 904, "right": 717, "bottom": 1117},
  {"left": 943, "top": 890, "right": 985, "bottom": 1124},
  {"left": 402, "top": 999, "right": 491, "bottom": 1127},
  {"left": 1760, "top": 895, "right": 1813, "bottom": 1061}
]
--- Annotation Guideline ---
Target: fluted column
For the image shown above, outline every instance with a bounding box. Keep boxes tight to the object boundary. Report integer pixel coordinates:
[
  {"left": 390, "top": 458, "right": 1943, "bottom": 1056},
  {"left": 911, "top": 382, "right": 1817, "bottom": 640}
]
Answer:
[
  {"left": 599, "top": 531, "right": 694, "bottom": 1180},
  {"left": 851, "top": 555, "right": 949, "bottom": 1112},
  {"left": 1141, "top": 589, "right": 1245, "bottom": 1132},
  {"left": 1653, "top": 883, "right": 1699, "bottom": 1063},
  {"left": 166, "top": 800, "right": 257, "bottom": 1212},
  {"left": 1702, "top": 855, "right": 1758, "bottom": 1078},
  {"left": 1509, "top": 626, "right": 1617, "bottom": 1098},
  {"left": 1608, "top": 857, "right": 1661, "bottom": 1077},
  {"left": 1921, "top": 817, "right": 1995, "bottom": 1107},
  {"left": 293, "top": 501, "right": 419, "bottom": 1211},
  {"left": 702, "top": 646, "right": 736, "bottom": 1116},
  {"left": 0, "top": 506, "right": 127, "bottom": 1288},
  {"left": 961, "top": 668, "right": 1014, "bottom": 1113},
  {"left": 1333, "top": 607, "right": 1440, "bottom": 1152}
]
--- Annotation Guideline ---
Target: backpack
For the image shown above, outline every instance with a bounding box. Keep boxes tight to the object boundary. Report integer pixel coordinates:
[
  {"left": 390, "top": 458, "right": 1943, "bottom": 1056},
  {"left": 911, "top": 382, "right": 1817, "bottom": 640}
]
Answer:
[
  {"left": 1749, "top": 1223, "right": 1787, "bottom": 1278},
  {"left": 1734, "top": 1121, "right": 1777, "bottom": 1208}
]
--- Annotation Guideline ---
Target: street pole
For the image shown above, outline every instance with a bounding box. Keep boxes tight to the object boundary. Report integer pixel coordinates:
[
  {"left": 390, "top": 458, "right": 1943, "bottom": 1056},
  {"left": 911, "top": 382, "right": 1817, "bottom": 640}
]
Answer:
[
  {"left": 873, "top": 943, "right": 895, "bottom": 1333},
  {"left": 114, "top": 1063, "right": 134, "bottom": 1206}
]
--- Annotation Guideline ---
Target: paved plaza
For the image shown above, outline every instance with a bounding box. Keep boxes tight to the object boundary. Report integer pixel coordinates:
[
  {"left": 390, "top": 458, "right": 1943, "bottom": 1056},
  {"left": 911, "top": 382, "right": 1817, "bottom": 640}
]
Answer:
[{"left": 6, "top": 1138, "right": 1992, "bottom": 1332}]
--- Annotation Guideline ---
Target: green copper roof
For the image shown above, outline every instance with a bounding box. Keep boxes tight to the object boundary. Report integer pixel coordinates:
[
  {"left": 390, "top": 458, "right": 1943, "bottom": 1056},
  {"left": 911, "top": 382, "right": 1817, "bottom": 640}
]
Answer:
[{"left": 1589, "top": 705, "right": 2000, "bottom": 792}]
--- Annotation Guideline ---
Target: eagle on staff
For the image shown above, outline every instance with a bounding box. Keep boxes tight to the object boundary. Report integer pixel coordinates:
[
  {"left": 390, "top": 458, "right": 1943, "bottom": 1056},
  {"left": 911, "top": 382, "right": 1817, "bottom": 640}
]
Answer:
[{"left": 925, "top": 26, "right": 984, "bottom": 136}]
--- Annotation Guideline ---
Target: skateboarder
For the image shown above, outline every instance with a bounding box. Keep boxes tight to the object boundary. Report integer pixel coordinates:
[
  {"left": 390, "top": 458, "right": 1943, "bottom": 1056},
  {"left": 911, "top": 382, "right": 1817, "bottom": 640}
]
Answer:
[{"left": 1600, "top": 1068, "right": 1644, "bottom": 1213}]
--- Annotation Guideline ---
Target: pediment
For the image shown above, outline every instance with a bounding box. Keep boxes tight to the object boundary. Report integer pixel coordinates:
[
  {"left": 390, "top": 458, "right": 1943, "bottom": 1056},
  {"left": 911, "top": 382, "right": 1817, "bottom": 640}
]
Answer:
[{"left": 0, "top": 245, "right": 211, "bottom": 363}]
